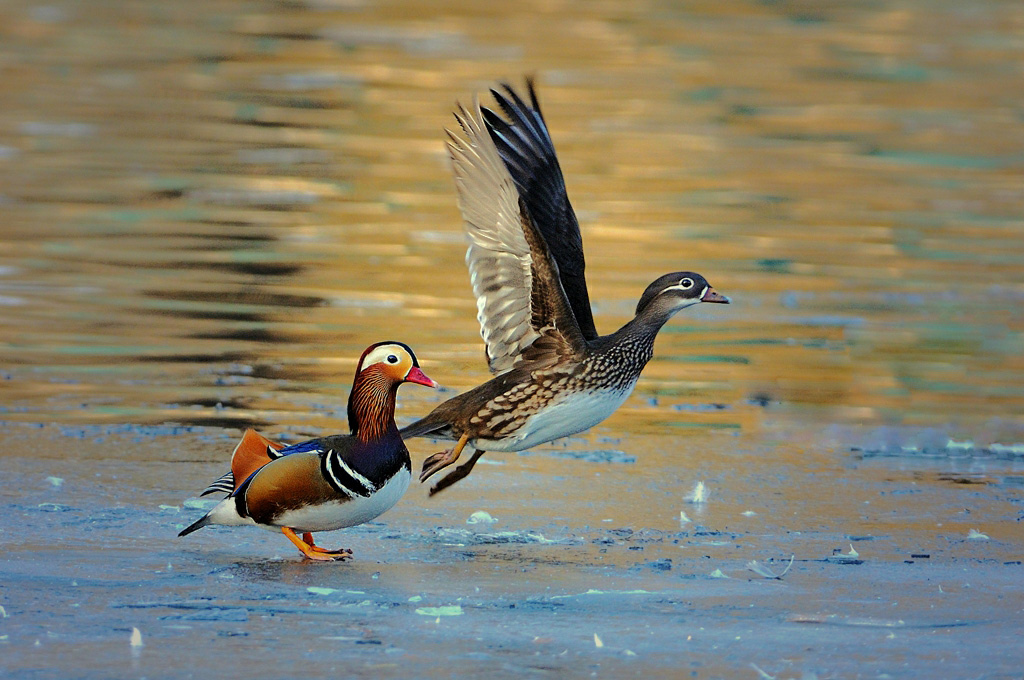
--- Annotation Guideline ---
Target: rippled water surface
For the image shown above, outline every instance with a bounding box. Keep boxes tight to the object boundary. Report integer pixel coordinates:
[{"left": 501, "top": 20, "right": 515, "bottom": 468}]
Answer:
[{"left": 1, "top": 1, "right": 1022, "bottom": 678}]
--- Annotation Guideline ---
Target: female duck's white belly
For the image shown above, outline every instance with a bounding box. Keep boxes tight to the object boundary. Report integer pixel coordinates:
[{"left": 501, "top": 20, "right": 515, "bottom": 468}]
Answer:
[{"left": 474, "top": 384, "right": 636, "bottom": 453}]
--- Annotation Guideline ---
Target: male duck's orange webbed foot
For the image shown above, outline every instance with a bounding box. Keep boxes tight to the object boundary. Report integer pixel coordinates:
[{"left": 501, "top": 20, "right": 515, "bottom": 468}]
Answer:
[
  {"left": 419, "top": 433, "right": 470, "bottom": 482},
  {"left": 282, "top": 528, "right": 352, "bottom": 561},
  {"left": 301, "top": 532, "right": 354, "bottom": 556},
  {"left": 429, "top": 448, "right": 487, "bottom": 497}
]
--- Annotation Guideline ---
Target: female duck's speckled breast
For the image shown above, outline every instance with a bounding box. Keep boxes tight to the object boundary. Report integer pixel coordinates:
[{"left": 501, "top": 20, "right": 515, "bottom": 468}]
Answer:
[{"left": 473, "top": 380, "right": 640, "bottom": 452}]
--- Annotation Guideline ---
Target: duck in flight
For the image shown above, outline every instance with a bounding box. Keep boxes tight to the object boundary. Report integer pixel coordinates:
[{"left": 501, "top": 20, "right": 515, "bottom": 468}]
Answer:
[{"left": 401, "top": 80, "right": 729, "bottom": 495}]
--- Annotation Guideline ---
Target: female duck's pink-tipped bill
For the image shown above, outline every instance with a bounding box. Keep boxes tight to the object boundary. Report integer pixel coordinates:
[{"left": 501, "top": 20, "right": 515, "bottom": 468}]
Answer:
[
  {"left": 701, "top": 287, "right": 730, "bottom": 304},
  {"left": 405, "top": 366, "right": 438, "bottom": 388}
]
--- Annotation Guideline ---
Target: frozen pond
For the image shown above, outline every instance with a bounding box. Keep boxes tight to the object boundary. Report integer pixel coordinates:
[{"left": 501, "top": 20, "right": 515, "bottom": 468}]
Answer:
[{"left": 1, "top": 0, "right": 1022, "bottom": 677}]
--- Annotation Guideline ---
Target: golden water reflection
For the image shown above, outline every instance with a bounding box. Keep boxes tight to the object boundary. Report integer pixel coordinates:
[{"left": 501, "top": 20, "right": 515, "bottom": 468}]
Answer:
[{"left": 1, "top": 0, "right": 1022, "bottom": 453}]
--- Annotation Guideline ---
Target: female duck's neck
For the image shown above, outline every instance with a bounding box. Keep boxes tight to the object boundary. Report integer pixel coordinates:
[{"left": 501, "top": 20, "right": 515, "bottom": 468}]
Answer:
[
  {"left": 606, "top": 301, "right": 678, "bottom": 351},
  {"left": 347, "top": 372, "right": 399, "bottom": 441}
]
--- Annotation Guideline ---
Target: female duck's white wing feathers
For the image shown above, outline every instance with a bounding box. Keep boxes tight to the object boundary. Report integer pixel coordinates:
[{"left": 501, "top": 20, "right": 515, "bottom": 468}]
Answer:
[
  {"left": 448, "top": 96, "right": 585, "bottom": 375},
  {"left": 449, "top": 100, "right": 536, "bottom": 374}
]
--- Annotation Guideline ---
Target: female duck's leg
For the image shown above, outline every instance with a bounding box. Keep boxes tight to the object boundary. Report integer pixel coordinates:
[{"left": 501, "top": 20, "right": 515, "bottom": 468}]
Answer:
[
  {"left": 420, "top": 433, "right": 470, "bottom": 482},
  {"left": 428, "top": 449, "right": 487, "bottom": 497}
]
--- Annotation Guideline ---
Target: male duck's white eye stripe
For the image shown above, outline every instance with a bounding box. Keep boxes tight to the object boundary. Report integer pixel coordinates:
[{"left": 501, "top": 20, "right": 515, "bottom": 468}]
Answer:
[{"left": 362, "top": 345, "right": 408, "bottom": 369}]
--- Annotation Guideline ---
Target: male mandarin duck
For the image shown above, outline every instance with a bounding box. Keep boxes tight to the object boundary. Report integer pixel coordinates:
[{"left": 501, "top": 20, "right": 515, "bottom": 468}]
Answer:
[
  {"left": 401, "top": 79, "right": 729, "bottom": 495},
  {"left": 178, "top": 341, "right": 436, "bottom": 561}
]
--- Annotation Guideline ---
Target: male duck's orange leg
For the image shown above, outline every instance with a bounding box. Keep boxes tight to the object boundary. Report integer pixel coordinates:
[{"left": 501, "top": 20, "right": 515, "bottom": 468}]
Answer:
[
  {"left": 302, "top": 532, "right": 353, "bottom": 556},
  {"left": 420, "top": 433, "right": 470, "bottom": 482},
  {"left": 281, "top": 527, "right": 351, "bottom": 561},
  {"left": 429, "top": 448, "right": 487, "bottom": 497}
]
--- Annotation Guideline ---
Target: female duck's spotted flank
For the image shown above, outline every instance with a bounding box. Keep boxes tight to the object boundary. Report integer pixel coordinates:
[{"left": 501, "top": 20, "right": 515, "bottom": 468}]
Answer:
[
  {"left": 179, "top": 342, "right": 436, "bottom": 561},
  {"left": 401, "top": 80, "right": 729, "bottom": 494}
]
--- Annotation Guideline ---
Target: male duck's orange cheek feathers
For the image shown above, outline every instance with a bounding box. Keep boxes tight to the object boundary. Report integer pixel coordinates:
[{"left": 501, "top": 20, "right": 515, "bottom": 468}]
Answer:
[{"left": 230, "top": 429, "right": 282, "bottom": 493}]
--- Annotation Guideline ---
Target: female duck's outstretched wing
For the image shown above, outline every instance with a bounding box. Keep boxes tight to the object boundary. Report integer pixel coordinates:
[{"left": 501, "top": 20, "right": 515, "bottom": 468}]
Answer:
[
  {"left": 448, "top": 88, "right": 588, "bottom": 375},
  {"left": 482, "top": 80, "right": 598, "bottom": 343}
]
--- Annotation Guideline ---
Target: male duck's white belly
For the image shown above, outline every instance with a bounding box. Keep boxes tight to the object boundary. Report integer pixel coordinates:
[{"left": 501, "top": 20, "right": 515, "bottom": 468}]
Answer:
[
  {"left": 269, "top": 468, "right": 411, "bottom": 533},
  {"left": 474, "top": 384, "right": 637, "bottom": 453}
]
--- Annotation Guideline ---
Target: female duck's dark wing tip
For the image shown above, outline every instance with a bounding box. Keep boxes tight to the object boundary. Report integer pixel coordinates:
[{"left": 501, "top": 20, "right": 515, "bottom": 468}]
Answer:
[
  {"left": 492, "top": 83, "right": 547, "bottom": 144},
  {"left": 481, "top": 79, "right": 599, "bottom": 341}
]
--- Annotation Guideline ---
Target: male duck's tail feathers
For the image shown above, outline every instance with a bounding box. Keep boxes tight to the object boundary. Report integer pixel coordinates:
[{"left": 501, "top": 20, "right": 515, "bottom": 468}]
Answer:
[
  {"left": 201, "top": 471, "right": 234, "bottom": 496},
  {"left": 178, "top": 513, "right": 212, "bottom": 537}
]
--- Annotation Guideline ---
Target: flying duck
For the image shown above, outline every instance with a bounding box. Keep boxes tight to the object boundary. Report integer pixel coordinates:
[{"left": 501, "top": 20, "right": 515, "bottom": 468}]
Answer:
[{"left": 401, "top": 80, "right": 729, "bottom": 495}]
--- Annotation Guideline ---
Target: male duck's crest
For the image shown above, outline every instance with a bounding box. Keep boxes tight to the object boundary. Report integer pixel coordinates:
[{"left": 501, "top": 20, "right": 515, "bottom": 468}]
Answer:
[{"left": 349, "top": 341, "right": 436, "bottom": 440}]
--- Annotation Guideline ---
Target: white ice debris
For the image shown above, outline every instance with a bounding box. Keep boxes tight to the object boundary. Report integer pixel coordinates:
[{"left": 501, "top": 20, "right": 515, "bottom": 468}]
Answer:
[
  {"left": 990, "top": 442, "right": 1024, "bottom": 455},
  {"left": 466, "top": 510, "right": 497, "bottom": 525},
  {"left": 827, "top": 544, "right": 863, "bottom": 564},
  {"left": 550, "top": 589, "right": 650, "bottom": 600},
  {"left": 746, "top": 555, "right": 794, "bottom": 580},
  {"left": 414, "top": 606, "right": 462, "bottom": 617},
  {"left": 686, "top": 481, "right": 707, "bottom": 504}
]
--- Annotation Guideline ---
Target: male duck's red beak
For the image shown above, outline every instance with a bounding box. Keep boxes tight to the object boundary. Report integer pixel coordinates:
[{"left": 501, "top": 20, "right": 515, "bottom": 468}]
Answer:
[{"left": 405, "top": 366, "right": 438, "bottom": 388}]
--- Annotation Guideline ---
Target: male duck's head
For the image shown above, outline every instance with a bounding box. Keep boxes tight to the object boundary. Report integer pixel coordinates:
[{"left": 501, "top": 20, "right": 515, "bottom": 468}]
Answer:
[{"left": 356, "top": 341, "right": 437, "bottom": 387}]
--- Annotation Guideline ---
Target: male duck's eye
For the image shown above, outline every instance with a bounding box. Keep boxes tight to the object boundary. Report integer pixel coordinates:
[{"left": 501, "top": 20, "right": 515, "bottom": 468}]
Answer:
[
  {"left": 680, "top": 278, "right": 694, "bottom": 289},
  {"left": 387, "top": 354, "right": 399, "bottom": 364}
]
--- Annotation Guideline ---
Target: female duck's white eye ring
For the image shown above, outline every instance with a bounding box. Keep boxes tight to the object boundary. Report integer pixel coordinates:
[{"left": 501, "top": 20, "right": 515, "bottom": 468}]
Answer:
[
  {"left": 679, "top": 277, "right": 694, "bottom": 289},
  {"left": 387, "top": 354, "right": 399, "bottom": 364}
]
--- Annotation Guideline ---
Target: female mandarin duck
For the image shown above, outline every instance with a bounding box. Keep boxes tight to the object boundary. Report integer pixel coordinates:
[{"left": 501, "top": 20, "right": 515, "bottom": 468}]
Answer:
[
  {"left": 179, "top": 341, "right": 436, "bottom": 561},
  {"left": 401, "top": 80, "right": 729, "bottom": 495}
]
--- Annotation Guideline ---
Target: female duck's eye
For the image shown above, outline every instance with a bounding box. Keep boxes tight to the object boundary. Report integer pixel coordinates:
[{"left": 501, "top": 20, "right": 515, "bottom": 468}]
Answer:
[
  {"left": 387, "top": 354, "right": 399, "bottom": 364},
  {"left": 680, "top": 278, "right": 694, "bottom": 289}
]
